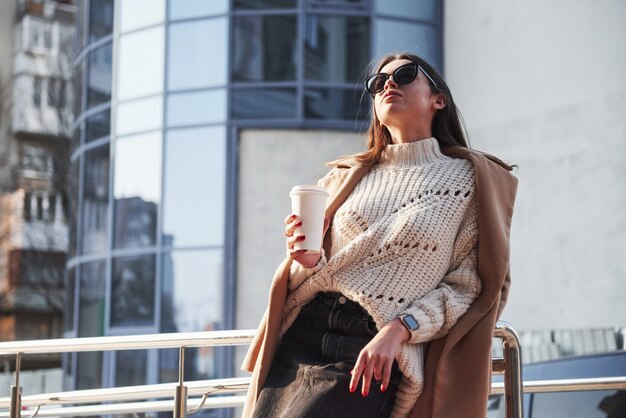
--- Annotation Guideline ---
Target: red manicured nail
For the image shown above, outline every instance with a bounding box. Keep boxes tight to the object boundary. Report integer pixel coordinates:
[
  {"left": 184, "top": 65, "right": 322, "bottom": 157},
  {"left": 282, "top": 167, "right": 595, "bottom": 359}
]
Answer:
[
  {"left": 299, "top": 235, "right": 306, "bottom": 240},
  {"left": 289, "top": 214, "right": 296, "bottom": 219},
  {"left": 296, "top": 221, "right": 302, "bottom": 226},
  {"left": 349, "top": 386, "right": 355, "bottom": 393},
  {"left": 380, "top": 384, "right": 386, "bottom": 392},
  {"left": 362, "top": 390, "right": 368, "bottom": 397}
]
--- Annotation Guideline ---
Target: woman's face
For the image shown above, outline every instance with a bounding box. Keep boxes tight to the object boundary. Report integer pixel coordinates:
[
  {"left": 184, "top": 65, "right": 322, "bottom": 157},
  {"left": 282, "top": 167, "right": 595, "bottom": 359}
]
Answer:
[{"left": 373, "top": 58, "right": 442, "bottom": 135}]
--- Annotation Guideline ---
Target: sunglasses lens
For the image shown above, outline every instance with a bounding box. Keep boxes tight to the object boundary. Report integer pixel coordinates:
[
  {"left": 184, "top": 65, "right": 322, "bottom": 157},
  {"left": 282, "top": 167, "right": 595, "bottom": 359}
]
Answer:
[
  {"left": 395, "top": 66, "right": 417, "bottom": 85},
  {"left": 367, "top": 74, "right": 387, "bottom": 94}
]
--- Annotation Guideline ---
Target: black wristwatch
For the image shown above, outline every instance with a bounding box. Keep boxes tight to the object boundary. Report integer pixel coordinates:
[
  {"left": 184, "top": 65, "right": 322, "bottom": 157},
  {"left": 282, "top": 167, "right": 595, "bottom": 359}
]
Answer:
[{"left": 398, "top": 314, "right": 420, "bottom": 333}]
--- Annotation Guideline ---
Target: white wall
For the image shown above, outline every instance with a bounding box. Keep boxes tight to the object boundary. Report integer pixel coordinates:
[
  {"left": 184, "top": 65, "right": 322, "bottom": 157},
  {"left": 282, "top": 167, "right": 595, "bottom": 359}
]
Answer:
[
  {"left": 445, "top": 0, "right": 626, "bottom": 330},
  {"left": 235, "top": 129, "right": 364, "bottom": 372}
]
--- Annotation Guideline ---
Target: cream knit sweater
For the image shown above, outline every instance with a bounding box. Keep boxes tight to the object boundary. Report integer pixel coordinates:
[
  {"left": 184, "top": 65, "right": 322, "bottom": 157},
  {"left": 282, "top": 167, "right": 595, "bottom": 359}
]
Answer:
[{"left": 281, "top": 137, "right": 481, "bottom": 418}]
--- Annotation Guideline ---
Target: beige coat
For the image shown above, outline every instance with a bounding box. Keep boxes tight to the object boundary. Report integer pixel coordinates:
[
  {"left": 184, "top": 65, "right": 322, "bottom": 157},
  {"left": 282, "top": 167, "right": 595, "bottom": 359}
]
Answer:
[{"left": 241, "top": 144, "right": 518, "bottom": 418}]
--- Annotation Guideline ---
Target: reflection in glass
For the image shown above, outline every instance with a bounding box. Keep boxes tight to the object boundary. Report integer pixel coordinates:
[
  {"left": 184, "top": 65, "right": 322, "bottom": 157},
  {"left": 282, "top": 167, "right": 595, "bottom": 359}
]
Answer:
[
  {"left": 87, "top": 42, "right": 112, "bottom": 109},
  {"left": 70, "top": 122, "right": 82, "bottom": 155},
  {"left": 111, "top": 255, "right": 156, "bottom": 327},
  {"left": 62, "top": 352, "right": 74, "bottom": 391},
  {"left": 68, "top": 158, "right": 79, "bottom": 258},
  {"left": 234, "top": 0, "right": 295, "bottom": 9},
  {"left": 117, "top": 27, "right": 165, "bottom": 101},
  {"left": 374, "top": 20, "right": 440, "bottom": 71},
  {"left": 72, "top": 61, "right": 84, "bottom": 117},
  {"left": 116, "top": 96, "right": 163, "bottom": 136},
  {"left": 89, "top": 0, "right": 114, "bottom": 43},
  {"left": 115, "top": 350, "right": 148, "bottom": 386},
  {"left": 75, "top": 1, "right": 87, "bottom": 52},
  {"left": 113, "top": 132, "right": 161, "bottom": 249},
  {"left": 169, "top": 0, "right": 228, "bottom": 19},
  {"left": 85, "top": 109, "right": 110, "bottom": 143},
  {"left": 78, "top": 261, "right": 106, "bottom": 336},
  {"left": 163, "top": 127, "right": 226, "bottom": 247},
  {"left": 375, "top": 0, "right": 438, "bottom": 21},
  {"left": 166, "top": 90, "right": 226, "bottom": 127},
  {"left": 305, "top": 16, "right": 370, "bottom": 83},
  {"left": 119, "top": 0, "right": 165, "bottom": 33},
  {"left": 305, "top": 88, "right": 370, "bottom": 120},
  {"left": 233, "top": 16, "right": 296, "bottom": 81},
  {"left": 81, "top": 146, "right": 109, "bottom": 254},
  {"left": 63, "top": 268, "right": 75, "bottom": 333},
  {"left": 160, "top": 250, "right": 223, "bottom": 382},
  {"left": 161, "top": 250, "right": 223, "bottom": 333},
  {"left": 532, "top": 389, "right": 626, "bottom": 418},
  {"left": 231, "top": 88, "right": 296, "bottom": 119},
  {"left": 76, "top": 261, "right": 106, "bottom": 390},
  {"left": 168, "top": 18, "right": 228, "bottom": 90}
]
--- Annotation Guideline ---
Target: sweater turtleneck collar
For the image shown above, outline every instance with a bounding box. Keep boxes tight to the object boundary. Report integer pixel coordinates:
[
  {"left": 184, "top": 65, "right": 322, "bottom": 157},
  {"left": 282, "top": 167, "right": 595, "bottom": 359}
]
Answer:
[{"left": 378, "top": 137, "right": 448, "bottom": 168}]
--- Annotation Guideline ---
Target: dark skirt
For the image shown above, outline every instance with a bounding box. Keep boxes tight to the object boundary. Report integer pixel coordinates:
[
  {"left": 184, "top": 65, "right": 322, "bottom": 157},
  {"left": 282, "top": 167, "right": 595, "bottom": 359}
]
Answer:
[{"left": 252, "top": 292, "right": 402, "bottom": 418}]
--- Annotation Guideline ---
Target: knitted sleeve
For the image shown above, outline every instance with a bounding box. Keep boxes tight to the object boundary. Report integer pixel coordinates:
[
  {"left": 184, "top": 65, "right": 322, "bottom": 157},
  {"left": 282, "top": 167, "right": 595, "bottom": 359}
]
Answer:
[{"left": 400, "top": 193, "right": 482, "bottom": 344}]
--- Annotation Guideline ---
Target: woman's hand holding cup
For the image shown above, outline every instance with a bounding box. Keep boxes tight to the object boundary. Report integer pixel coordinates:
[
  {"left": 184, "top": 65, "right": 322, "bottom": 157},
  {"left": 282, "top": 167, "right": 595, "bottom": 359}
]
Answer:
[
  {"left": 286, "top": 184, "right": 330, "bottom": 267},
  {"left": 285, "top": 214, "right": 330, "bottom": 268}
]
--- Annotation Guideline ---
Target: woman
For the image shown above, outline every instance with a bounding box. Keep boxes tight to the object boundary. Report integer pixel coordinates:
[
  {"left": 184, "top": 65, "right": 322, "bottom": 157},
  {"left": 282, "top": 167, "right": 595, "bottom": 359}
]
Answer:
[{"left": 242, "top": 52, "right": 518, "bottom": 418}]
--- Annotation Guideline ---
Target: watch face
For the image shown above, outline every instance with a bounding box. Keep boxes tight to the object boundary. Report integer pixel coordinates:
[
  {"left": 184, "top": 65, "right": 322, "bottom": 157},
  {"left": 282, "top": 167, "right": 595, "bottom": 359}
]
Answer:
[{"left": 403, "top": 315, "right": 420, "bottom": 331}]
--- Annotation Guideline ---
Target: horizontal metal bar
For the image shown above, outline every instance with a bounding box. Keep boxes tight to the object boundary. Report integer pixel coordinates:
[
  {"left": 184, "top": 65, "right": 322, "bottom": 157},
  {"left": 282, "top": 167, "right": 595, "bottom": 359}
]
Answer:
[
  {"left": 0, "top": 330, "right": 257, "bottom": 356},
  {"left": 0, "top": 377, "right": 250, "bottom": 409},
  {"left": 490, "top": 376, "right": 626, "bottom": 395},
  {"left": 491, "top": 358, "right": 506, "bottom": 374},
  {"left": 0, "top": 396, "right": 247, "bottom": 418}
]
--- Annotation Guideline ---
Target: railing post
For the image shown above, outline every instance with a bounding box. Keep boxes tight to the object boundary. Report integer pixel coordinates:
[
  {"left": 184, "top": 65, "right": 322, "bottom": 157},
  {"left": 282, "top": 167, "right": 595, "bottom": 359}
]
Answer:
[
  {"left": 9, "top": 353, "right": 22, "bottom": 418},
  {"left": 496, "top": 321, "right": 524, "bottom": 418},
  {"left": 173, "top": 347, "right": 187, "bottom": 418}
]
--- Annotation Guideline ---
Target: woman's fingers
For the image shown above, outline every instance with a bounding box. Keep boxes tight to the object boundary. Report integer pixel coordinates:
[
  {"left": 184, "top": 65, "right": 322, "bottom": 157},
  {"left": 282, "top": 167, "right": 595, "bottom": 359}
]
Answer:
[
  {"left": 360, "top": 360, "right": 375, "bottom": 397},
  {"left": 349, "top": 355, "right": 366, "bottom": 393},
  {"left": 380, "top": 361, "right": 392, "bottom": 392},
  {"left": 349, "top": 353, "right": 386, "bottom": 397},
  {"left": 284, "top": 215, "right": 302, "bottom": 238},
  {"left": 286, "top": 236, "right": 306, "bottom": 259}
]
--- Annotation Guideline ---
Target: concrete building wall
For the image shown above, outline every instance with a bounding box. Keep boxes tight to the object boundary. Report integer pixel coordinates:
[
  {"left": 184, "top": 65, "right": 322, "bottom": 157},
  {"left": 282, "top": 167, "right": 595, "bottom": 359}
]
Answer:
[
  {"left": 444, "top": 0, "right": 626, "bottom": 330},
  {"left": 236, "top": 129, "right": 365, "bottom": 329}
]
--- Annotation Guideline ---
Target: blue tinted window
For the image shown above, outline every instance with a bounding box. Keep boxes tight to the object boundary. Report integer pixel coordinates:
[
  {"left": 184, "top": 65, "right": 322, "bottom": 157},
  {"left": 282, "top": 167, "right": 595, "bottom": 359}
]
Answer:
[
  {"left": 81, "top": 146, "right": 110, "bottom": 254},
  {"left": 168, "top": 18, "right": 228, "bottom": 90},
  {"left": 166, "top": 90, "right": 227, "bottom": 127},
  {"left": 163, "top": 127, "right": 226, "bottom": 247},
  {"left": 305, "top": 88, "right": 370, "bottom": 120},
  {"left": 89, "top": 0, "right": 114, "bottom": 42},
  {"left": 233, "top": 16, "right": 297, "bottom": 81},
  {"left": 169, "top": 0, "right": 228, "bottom": 19},
  {"left": 113, "top": 132, "right": 161, "bottom": 249},
  {"left": 374, "top": 19, "right": 441, "bottom": 71},
  {"left": 305, "top": 15, "right": 370, "bottom": 83},
  {"left": 87, "top": 42, "right": 112, "bottom": 109},
  {"left": 111, "top": 254, "right": 156, "bottom": 327},
  {"left": 232, "top": 88, "right": 297, "bottom": 119},
  {"left": 375, "top": 0, "right": 439, "bottom": 21}
]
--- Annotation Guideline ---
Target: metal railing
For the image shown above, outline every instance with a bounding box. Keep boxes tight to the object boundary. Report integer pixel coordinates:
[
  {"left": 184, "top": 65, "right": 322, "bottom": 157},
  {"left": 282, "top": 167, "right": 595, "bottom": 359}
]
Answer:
[
  {"left": 1, "top": 321, "right": 625, "bottom": 418},
  {"left": 0, "top": 330, "right": 256, "bottom": 418}
]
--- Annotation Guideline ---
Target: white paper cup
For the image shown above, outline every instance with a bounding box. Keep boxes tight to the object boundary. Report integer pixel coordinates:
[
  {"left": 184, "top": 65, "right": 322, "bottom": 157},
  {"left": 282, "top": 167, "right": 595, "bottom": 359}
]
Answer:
[{"left": 289, "top": 185, "right": 329, "bottom": 254}]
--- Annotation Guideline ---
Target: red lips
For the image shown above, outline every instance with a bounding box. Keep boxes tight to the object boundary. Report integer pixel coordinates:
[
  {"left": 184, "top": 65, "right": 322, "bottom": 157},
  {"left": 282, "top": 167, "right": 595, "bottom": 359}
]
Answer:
[{"left": 382, "top": 90, "right": 401, "bottom": 100}]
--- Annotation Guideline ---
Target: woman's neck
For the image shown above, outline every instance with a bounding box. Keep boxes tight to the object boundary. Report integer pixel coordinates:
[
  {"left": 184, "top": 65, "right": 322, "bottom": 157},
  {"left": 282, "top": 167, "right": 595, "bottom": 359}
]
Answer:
[{"left": 385, "top": 124, "right": 432, "bottom": 144}]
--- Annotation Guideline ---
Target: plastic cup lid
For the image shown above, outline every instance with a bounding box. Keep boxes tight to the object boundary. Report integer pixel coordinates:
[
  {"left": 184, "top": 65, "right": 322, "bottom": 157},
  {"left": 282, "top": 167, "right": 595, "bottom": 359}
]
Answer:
[{"left": 290, "top": 185, "right": 328, "bottom": 195}]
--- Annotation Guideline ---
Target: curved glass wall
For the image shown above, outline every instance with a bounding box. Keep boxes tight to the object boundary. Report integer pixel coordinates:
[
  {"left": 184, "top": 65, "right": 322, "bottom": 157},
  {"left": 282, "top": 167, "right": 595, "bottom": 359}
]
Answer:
[{"left": 67, "top": 0, "right": 442, "bottom": 395}]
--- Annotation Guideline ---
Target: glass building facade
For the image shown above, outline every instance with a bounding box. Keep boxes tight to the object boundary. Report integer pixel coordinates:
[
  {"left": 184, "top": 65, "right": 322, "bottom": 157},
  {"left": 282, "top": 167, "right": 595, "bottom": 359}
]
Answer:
[{"left": 66, "top": 0, "right": 442, "bottom": 407}]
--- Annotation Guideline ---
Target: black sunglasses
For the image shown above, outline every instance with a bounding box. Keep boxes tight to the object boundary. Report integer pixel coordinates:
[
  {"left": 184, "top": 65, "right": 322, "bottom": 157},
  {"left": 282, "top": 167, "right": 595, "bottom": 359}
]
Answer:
[{"left": 365, "top": 63, "right": 438, "bottom": 96}]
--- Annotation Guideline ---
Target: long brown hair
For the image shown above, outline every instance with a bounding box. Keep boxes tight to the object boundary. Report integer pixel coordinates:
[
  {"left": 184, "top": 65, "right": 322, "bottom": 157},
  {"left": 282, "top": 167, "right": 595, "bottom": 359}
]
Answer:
[{"left": 355, "top": 53, "right": 471, "bottom": 165}]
